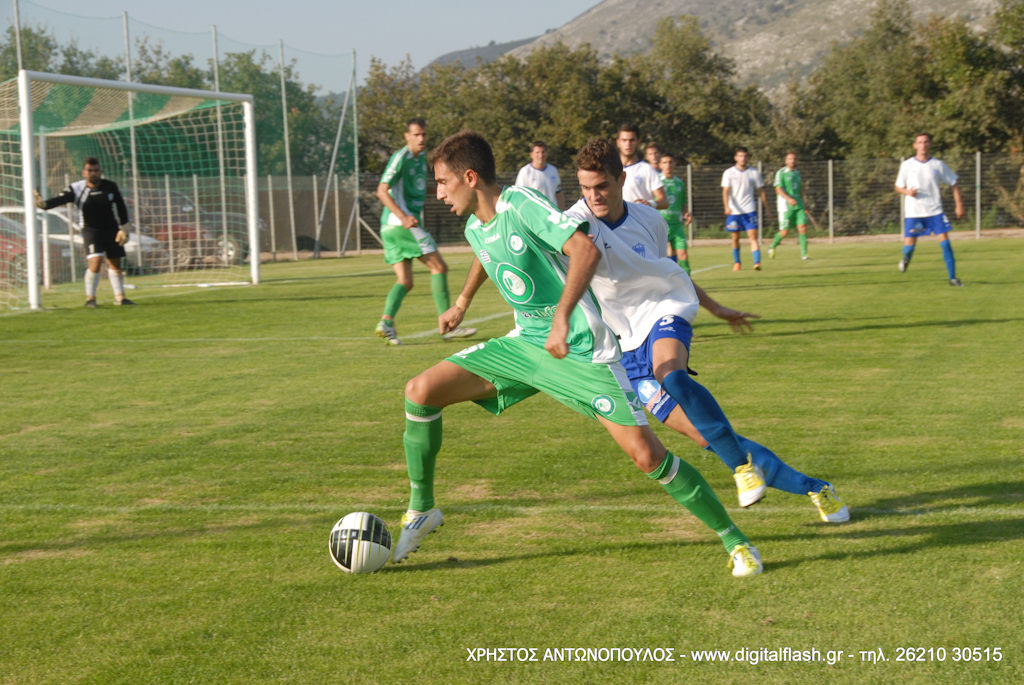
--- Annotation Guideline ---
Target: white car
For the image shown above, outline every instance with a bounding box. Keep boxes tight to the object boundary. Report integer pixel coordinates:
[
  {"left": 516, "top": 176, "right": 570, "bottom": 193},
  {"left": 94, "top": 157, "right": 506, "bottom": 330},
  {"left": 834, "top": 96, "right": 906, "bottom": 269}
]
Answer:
[{"left": 0, "top": 206, "right": 169, "bottom": 275}]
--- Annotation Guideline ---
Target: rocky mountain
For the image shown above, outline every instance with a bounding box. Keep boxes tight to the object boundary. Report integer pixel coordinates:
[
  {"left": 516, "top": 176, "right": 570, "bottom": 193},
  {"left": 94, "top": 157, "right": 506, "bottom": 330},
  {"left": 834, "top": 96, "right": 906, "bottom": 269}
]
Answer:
[{"left": 432, "top": 0, "right": 1000, "bottom": 99}]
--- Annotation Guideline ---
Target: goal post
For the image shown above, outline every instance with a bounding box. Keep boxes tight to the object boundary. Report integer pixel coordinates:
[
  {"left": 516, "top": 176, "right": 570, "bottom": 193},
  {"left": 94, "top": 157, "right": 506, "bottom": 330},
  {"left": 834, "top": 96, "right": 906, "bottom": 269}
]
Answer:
[{"left": 2, "top": 70, "right": 259, "bottom": 310}]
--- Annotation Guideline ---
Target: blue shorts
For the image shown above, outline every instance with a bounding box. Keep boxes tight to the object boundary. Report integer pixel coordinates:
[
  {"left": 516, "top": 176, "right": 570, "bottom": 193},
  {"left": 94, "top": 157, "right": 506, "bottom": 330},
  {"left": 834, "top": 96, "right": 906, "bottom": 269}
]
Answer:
[
  {"left": 620, "top": 316, "right": 694, "bottom": 423},
  {"left": 904, "top": 214, "right": 951, "bottom": 238},
  {"left": 725, "top": 212, "right": 758, "bottom": 232}
]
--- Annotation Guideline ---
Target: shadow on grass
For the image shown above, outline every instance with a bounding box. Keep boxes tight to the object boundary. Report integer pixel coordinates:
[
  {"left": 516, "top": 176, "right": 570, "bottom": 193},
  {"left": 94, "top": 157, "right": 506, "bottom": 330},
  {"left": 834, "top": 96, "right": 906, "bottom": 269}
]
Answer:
[{"left": 760, "top": 516, "right": 1024, "bottom": 571}]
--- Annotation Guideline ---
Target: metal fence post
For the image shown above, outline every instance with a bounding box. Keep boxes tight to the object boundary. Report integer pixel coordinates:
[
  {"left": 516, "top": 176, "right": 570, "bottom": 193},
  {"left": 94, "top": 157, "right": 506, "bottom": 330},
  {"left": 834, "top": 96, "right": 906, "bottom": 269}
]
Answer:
[{"left": 828, "top": 159, "right": 834, "bottom": 243}]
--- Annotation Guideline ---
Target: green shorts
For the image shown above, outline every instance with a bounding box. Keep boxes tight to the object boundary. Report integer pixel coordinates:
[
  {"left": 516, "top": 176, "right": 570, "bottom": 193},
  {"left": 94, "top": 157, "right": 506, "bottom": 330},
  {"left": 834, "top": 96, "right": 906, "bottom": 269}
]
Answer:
[
  {"left": 381, "top": 216, "right": 438, "bottom": 264},
  {"left": 666, "top": 221, "right": 688, "bottom": 251},
  {"left": 780, "top": 206, "right": 807, "bottom": 231},
  {"left": 447, "top": 334, "right": 647, "bottom": 426}
]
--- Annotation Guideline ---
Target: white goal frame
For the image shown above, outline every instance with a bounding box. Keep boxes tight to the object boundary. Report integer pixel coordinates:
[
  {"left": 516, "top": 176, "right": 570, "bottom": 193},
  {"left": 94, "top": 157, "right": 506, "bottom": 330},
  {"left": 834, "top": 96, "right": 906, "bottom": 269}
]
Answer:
[{"left": 17, "top": 69, "right": 260, "bottom": 310}]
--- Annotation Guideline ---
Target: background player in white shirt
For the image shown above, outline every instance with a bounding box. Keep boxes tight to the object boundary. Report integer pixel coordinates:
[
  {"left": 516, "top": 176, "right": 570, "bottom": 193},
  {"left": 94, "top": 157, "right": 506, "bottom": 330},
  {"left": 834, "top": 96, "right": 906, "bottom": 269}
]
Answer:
[
  {"left": 721, "top": 146, "right": 771, "bottom": 271},
  {"left": 514, "top": 140, "right": 564, "bottom": 209},
  {"left": 894, "top": 132, "right": 964, "bottom": 286},
  {"left": 615, "top": 123, "right": 668, "bottom": 209}
]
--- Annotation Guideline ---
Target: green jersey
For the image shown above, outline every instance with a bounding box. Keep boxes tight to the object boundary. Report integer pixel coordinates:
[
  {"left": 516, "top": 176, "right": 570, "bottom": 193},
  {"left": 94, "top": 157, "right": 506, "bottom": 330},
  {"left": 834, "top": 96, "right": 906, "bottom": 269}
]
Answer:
[
  {"left": 379, "top": 146, "right": 427, "bottom": 226},
  {"left": 659, "top": 175, "right": 687, "bottom": 226},
  {"left": 773, "top": 167, "right": 803, "bottom": 209},
  {"left": 464, "top": 186, "right": 620, "bottom": 364}
]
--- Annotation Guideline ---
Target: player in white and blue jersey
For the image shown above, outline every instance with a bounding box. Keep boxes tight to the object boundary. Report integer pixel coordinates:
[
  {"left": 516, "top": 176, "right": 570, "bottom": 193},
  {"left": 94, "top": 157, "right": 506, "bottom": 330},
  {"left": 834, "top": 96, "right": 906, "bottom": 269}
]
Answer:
[
  {"left": 569, "top": 138, "right": 848, "bottom": 524},
  {"left": 894, "top": 133, "right": 964, "bottom": 286},
  {"left": 721, "top": 146, "right": 771, "bottom": 271}
]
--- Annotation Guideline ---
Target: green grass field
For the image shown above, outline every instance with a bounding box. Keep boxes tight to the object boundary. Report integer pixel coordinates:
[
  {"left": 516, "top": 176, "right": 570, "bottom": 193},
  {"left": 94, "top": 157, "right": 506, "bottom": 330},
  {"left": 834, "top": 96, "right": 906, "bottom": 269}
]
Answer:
[{"left": 1, "top": 237, "right": 1021, "bottom": 684}]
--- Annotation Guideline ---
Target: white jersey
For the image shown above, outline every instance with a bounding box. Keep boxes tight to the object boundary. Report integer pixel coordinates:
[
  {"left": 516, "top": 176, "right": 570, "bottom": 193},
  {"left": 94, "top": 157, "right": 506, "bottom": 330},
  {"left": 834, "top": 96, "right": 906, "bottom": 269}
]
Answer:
[
  {"left": 514, "top": 163, "right": 562, "bottom": 206},
  {"left": 895, "top": 156, "right": 958, "bottom": 218},
  {"left": 564, "top": 198, "right": 699, "bottom": 352},
  {"left": 622, "top": 161, "right": 664, "bottom": 205},
  {"left": 721, "top": 166, "right": 763, "bottom": 214}
]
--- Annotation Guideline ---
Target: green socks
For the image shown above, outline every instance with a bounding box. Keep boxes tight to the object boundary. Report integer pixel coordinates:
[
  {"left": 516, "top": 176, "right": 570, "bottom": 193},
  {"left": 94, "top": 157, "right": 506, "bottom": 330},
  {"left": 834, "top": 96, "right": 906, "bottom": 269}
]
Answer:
[
  {"left": 648, "top": 452, "right": 749, "bottom": 552},
  {"left": 383, "top": 283, "right": 408, "bottom": 320},
  {"left": 771, "top": 233, "right": 783, "bottom": 249},
  {"left": 404, "top": 399, "right": 443, "bottom": 511},
  {"left": 431, "top": 273, "right": 450, "bottom": 315},
  {"left": 798, "top": 233, "right": 808, "bottom": 257}
]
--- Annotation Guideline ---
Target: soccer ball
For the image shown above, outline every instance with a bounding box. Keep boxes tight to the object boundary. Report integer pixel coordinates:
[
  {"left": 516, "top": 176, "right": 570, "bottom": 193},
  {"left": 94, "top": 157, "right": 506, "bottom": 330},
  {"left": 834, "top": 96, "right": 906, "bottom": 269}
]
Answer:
[{"left": 328, "top": 512, "right": 392, "bottom": 573}]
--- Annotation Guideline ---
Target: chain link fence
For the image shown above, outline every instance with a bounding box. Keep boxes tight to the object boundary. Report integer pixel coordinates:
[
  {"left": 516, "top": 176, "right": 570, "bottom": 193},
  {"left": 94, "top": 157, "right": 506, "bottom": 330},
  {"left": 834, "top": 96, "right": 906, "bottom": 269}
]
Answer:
[{"left": 354, "top": 154, "right": 1023, "bottom": 251}]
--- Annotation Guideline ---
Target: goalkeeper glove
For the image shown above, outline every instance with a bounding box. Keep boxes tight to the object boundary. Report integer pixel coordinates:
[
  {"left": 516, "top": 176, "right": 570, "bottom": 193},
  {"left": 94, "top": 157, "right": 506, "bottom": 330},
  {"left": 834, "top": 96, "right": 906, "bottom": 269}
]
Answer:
[{"left": 115, "top": 229, "right": 129, "bottom": 245}]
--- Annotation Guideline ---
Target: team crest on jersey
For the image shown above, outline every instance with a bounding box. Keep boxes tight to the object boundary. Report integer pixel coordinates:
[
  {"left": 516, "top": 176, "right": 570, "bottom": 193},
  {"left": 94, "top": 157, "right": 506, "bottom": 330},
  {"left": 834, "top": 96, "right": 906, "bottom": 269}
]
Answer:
[
  {"left": 495, "top": 263, "right": 535, "bottom": 304},
  {"left": 479, "top": 250, "right": 492, "bottom": 264},
  {"left": 591, "top": 395, "right": 616, "bottom": 416},
  {"left": 632, "top": 242, "right": 646, "bottom": 257},
  {"left": 508, "top": 233, "right": 526, "bottom": 254},
  {"left": 415, "top": 177, "right": 426, "bottom": 191}
]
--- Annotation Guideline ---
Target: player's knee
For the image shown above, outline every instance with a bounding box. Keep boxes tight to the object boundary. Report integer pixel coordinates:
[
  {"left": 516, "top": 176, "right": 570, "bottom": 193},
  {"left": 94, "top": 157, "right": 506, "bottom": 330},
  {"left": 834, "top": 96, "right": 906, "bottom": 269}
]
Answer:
[{"left": 404, "top": 374, "right": 431, "bottom": 405}]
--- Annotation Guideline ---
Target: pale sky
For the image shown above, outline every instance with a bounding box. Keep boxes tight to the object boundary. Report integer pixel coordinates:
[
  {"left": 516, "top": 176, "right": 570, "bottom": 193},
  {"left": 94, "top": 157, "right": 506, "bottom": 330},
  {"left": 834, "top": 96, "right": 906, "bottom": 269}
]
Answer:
[{"left": 8, "top": 0, "right": 598, "bottom": 92}]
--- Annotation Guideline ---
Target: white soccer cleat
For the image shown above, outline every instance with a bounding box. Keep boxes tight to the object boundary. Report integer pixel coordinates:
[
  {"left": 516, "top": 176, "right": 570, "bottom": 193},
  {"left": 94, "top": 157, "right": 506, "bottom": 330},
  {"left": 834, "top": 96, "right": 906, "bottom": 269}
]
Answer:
[
  {"left": 391, "top": 508, "right": 443, "bottom": 563},
  {"left": 809, "top": 484, "right": 850, "bottom": 523},
  {"left": 728, "top": 544, "right": 763, "bottom": 577},
  {"left": 733, "top": 457, "right": 767, "bottom": 507},
  {"left": 375, "top": 319, "right": 402, "bottom": 345},
  {"left": 441, "top": 326, "right": 477, "bottom": 340}
]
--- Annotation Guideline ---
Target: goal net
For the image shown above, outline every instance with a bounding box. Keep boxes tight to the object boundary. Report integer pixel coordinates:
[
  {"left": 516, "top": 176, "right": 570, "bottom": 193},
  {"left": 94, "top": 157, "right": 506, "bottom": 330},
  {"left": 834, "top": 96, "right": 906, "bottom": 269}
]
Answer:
[{"left": 0, "top": 70, "right": 259, "bottom": 310}]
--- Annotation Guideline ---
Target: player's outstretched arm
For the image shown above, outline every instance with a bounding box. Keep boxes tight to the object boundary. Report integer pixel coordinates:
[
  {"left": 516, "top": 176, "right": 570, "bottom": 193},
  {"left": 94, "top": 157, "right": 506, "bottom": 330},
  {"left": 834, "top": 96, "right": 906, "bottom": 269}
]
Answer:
[
  {"left": 439, "top": 257, "right": 488, "bottom": 334},
  {"left": 692, "top": 282, "right": 760, "bottom": 334},
  {"left": 546, "top": 231, "right": 600, "bottom": 359}
]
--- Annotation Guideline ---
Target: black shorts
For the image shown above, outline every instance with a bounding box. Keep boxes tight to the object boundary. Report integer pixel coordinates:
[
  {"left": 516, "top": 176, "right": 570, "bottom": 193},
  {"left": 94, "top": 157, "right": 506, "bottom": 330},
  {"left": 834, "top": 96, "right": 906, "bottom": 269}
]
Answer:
[{"left": 81, "top": 227, "right": 126, "bottom": 259}]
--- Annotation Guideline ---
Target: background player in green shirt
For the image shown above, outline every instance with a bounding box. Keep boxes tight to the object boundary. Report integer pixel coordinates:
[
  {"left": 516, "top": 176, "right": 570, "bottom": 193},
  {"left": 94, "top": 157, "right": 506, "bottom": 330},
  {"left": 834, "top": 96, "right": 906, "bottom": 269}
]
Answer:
[
  {"left": 658, "top": 152, "right": 692, "bottom": 273},
  {"left": 375, "top": 118, "right": 475, "bottom": 344},
  {"left": 392, "top": 130, "right": 762, "bottom": 577},
  {"left": 769, "top": 151, "right": 810, "bottom": 260}
]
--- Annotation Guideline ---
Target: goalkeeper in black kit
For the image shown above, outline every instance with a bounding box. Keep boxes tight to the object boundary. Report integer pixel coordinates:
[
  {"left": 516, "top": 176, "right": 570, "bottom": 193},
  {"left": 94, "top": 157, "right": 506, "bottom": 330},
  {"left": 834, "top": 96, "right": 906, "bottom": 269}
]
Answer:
[{"left": 36, "top": 157, "right": 135, "bottom": 307}]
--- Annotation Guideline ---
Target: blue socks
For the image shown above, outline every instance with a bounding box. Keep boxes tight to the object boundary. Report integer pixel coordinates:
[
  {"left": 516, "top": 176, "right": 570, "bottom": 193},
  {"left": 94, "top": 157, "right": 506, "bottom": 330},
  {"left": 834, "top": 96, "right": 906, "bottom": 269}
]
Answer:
[
  {"left": 753, "top": 249, "right": 762, "bottom": 264},
  {"left": 902, "top": 244, "right": 915, "bottom": 262},
  {"left": 732, "top": 247, "right": 740, "bottom": 265},
  {"left": 940, "top": 240, "right": 956, "bottom": 279},
  {"left": 736, "top": 436, "right": 826, "bottom": 495},
  {"left": 661, "top": 369, "right": 747, "bottom": 469}
]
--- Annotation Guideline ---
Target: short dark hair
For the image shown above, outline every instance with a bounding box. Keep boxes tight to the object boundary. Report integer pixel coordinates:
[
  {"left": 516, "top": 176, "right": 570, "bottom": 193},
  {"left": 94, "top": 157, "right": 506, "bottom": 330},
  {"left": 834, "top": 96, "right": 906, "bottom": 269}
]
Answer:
[
  {"left": 82, "top": 157, "right": 100, "bottom": 168},
  {"left": 914, "top": 132, "right": 932, "bottom": 142},
  {"left": 659, "top": 152, "right": 675, "bottom": 162},
  {"left": 428, "top": 130, "right": 496, "bottom": 185},
  {"left": 530, "top": 140, "right": 547, "bottom": 150},
  {"left": 617, "top": 122, "right": 640, "bottom": 137},
  {"left": 406, "top": 117, "right": 426, "bottom": 130},
  {"left": 576, "top": 138, "right": 623, "bottom": 179},
  {"left": 734, "top": 146, "right": 749, "bottom": 155}
]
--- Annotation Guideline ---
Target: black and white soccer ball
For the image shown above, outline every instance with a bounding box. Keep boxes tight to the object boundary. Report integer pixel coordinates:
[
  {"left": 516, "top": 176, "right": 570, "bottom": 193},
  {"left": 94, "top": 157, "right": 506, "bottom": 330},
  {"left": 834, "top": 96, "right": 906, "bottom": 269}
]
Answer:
[{"left": 328, "top": 512, "right": 392, "bottom": 573}]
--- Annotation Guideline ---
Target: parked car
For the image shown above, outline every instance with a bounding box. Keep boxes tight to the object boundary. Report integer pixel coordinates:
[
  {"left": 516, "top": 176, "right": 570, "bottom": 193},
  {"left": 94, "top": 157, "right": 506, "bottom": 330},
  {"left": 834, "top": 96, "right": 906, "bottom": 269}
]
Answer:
[
  {"left": 122, "top": 190, "right": 260, "bottom": 267},
  {"left": 0, "top": 213, "right": 74, "bottom": 286},
  {"left": 0, "top": 207, "right": 168, "bottom": 275}
]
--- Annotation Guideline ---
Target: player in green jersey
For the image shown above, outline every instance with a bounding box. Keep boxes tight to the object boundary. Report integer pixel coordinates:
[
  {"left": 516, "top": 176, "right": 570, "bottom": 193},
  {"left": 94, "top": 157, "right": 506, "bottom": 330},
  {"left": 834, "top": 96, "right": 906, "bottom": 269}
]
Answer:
[
  {"left": 658, "top": 152, "right": 692, "bottom": 274},
  {"left": 374, "top": 118, "right": 476, "bottom": 345},
  {"left": 392, "top": 130, "right": 763, "bottom": 577},
  {"left": 769, "top": 152, "right": 810, "bottom": 260}
]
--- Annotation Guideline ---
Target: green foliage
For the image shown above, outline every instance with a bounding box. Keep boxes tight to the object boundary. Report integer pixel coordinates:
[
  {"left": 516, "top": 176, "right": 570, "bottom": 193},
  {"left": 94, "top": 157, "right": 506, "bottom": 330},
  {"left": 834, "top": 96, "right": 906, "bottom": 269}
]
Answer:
[{"left": 795, "top": 0, "right": 1023, "bottom": 158}]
